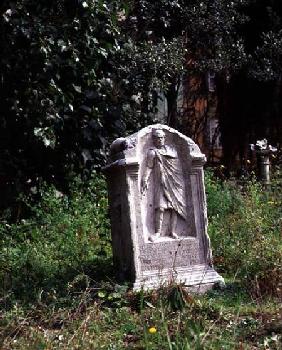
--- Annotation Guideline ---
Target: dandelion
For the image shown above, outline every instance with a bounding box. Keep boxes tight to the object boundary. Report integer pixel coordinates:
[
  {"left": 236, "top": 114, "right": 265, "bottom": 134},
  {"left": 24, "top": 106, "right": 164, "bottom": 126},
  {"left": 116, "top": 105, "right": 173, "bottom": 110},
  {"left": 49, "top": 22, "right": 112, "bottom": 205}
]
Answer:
[{"left": 148, "top": 327, "right": 157, "bottom": 334}]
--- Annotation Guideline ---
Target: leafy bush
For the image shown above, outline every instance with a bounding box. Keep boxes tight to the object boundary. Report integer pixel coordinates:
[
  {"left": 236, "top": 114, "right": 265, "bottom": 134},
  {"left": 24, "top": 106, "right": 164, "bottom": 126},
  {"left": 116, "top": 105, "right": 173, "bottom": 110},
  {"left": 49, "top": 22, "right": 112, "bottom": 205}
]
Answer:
[
  {"left": 206, "top": 169, "right": 282, "bottom": 298},
  {"left": 0, "top": 169, "right": 281, "bottom": 348},
  {"left": 0, "top": 172, "right": 111, "bottom": 304},
  {"left": 1, "top": 167, "right": 281, "bottom": 307}
]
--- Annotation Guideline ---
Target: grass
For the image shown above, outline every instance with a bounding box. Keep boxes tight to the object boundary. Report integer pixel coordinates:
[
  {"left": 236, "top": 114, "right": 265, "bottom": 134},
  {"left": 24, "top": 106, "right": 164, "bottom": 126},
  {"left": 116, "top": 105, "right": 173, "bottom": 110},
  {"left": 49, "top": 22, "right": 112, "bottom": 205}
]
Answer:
[
  {"left": 0, "top": 168, "right": 281, "bottom": 349},
  {"left": 206, "top": 168, "right": 282, "bottom": 299},
  {"left": 0, "top": 280, "right": 281, "bottom": 349}
]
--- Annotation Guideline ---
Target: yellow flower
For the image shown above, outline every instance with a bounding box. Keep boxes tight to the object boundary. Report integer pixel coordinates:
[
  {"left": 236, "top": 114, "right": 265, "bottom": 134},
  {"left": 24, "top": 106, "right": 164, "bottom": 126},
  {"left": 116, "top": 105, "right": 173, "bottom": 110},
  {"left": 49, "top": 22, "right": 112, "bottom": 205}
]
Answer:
[{"left": 148, "top": 327, "right": 157, "bottom": 334}]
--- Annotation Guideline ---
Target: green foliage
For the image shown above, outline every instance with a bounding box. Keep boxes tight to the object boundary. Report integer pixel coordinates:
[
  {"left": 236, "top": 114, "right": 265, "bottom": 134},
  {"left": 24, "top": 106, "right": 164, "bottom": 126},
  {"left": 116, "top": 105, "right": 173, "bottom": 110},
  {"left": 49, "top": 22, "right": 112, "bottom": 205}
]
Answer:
[
  {"left": 251, "top": 30, "right": 282, "bottom": 81},
  {"left": 0, "top": 170, "right": 281, "bottom": 349},
  {"left": 205, "top": 170, "right": 243, "bottom": 219},
  {"left": 0, "top": 172, "right": 111, "bottom": 303},
  {"left": 1, "top": 0, "right": 282, "bottom": 210},
  {"left": 206, "top": 169, "right": 282, "bottom": 298},
  {"left": 244, "top": 0, "right": 282, "bottom": 81},
  {"left": 217, "top": 1, "right": 282, "bottom": 166},
  {"left": 0, "top": 0, "right": 191, "bottom": 209},
  {"left": 1, "top": 280, "right": 281, "bottom": 349},
  {"left": 0, "top": 0, "right": 123, "bottom": 210}
]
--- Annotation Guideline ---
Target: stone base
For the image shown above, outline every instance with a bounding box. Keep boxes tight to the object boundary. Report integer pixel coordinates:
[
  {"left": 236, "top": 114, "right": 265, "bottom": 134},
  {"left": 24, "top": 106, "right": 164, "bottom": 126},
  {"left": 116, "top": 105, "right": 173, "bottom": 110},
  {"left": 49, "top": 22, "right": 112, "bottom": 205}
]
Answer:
[{"left": 132, "top": 264, "right": 224, "bottom": 293}]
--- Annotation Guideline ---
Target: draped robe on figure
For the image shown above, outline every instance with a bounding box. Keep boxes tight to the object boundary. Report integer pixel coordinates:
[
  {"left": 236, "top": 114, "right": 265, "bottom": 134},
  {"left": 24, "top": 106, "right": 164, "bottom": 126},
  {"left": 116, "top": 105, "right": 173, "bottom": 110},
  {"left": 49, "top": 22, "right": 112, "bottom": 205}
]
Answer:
[{"left": 147, "top": 145, "right": 187, "bottom": 220}]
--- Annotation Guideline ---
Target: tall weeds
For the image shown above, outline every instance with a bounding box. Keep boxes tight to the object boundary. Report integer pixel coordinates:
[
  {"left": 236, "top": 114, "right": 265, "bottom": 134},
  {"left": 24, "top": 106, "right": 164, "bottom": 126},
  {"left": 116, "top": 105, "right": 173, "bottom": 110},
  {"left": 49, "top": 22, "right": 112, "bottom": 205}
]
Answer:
[{"left": 206, "top": 169, "right": 282, "bottom": 298}]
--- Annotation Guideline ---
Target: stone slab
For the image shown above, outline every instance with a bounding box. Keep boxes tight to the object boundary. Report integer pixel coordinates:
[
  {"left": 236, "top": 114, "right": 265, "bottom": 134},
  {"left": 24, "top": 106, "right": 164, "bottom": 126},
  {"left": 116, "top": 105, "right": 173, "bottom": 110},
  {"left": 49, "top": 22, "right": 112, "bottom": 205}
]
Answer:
[{"left": 104, "top": 124, "right": 224, "bottom": 291}]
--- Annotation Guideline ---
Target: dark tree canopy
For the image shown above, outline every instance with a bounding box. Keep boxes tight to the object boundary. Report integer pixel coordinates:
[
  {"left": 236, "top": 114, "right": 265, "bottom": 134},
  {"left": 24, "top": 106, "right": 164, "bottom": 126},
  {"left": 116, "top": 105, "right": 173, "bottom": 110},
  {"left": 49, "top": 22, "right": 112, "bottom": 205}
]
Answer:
[
  {"left": 0, "top": 0, "right": 281, "bottom": 215},
  {"left": 217, "top": 0, "right": 282, "bottom": 167},
  {"left": 0, "top": 0, "right": 121, "bottom": 211}
]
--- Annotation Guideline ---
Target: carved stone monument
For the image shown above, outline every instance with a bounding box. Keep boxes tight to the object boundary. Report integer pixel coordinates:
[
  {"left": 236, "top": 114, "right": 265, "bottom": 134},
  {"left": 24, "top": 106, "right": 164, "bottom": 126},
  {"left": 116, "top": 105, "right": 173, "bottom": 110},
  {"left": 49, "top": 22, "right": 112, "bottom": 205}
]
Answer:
[
  {"left": 104, "top": 124, "right": 223, "bottom": 291},
  {"left": 250, "top": 139, "right": 277, "bottom": 185}
]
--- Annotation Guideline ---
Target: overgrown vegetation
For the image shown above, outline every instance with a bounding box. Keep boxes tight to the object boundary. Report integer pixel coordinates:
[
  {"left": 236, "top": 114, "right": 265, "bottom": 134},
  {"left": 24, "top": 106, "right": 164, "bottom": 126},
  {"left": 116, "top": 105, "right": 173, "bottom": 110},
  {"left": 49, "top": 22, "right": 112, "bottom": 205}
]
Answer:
[
  {"left": 1, "top": 0, "right": 282, "bottom": 211},
  {"left": 0, "top": 173, "right": 111, "bottom": 304},
  {"left": 206, "top": 169, "right": 282, "bottom": 299},
  {"left": 0, "top": 1, "right": 281, "bottom": 348},
  {"left": 0, "top": 170, "right": 281, "bottom": 349}
]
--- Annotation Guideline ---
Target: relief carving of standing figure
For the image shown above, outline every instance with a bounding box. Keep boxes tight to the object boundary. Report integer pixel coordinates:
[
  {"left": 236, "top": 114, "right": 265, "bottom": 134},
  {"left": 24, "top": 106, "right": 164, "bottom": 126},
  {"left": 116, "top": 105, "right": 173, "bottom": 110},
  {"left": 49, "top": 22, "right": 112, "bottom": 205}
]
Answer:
[{"left": 141, "top": 129, "right": 187, "bottom": 242}]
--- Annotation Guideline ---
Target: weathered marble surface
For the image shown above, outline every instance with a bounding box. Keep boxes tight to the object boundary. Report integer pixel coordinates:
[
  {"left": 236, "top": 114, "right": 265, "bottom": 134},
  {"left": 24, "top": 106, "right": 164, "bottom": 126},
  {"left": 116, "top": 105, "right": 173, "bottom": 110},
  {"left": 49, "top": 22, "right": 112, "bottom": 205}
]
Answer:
[
  {"left": 250, "top": 139, "right": 277, "bottom": 185},
  {"left": 104, "top": 124, "right": 223, "bottom": 291}
]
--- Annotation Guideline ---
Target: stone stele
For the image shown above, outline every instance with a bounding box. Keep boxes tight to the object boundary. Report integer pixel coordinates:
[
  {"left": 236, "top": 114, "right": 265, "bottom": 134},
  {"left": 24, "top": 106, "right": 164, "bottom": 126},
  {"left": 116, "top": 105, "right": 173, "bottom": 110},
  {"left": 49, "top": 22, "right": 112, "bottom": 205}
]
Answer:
[{"left": 104, "top": 124, "right": 224, "bottom": 292}]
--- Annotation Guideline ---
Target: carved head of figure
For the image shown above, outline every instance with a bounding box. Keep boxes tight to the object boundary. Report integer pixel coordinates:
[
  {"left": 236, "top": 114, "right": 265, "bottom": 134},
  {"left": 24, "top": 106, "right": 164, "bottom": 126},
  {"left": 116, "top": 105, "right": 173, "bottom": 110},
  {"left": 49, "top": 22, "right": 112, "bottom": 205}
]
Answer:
[{"left": 152, "top": 129, "right": 165, "bottom": 149}]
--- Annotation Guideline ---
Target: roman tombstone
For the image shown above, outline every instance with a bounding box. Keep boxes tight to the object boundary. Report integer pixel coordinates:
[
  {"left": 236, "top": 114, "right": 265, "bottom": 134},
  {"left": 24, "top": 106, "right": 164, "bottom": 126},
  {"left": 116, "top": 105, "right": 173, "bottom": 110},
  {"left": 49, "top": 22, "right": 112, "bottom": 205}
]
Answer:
[{"left": 104, "top": 124, "right": 224, "bottom": 291}]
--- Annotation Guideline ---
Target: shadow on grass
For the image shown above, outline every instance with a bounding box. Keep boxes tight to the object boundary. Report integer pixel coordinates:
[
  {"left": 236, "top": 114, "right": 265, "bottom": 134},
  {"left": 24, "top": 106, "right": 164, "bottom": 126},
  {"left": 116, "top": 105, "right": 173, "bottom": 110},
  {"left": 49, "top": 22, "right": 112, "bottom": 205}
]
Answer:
[
  {"left": 1, "top": 255, "right": 115, "bottom": 309},
  {"left": 206, "top": 280, "right": 255, "bottom": 308}
]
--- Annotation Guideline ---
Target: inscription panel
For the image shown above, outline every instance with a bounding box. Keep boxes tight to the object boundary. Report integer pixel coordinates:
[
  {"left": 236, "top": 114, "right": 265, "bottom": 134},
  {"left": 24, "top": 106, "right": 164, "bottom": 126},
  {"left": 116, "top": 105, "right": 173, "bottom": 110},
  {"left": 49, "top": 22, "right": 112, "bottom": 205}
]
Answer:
[{"left": 139, "top": 239, "right": 200, "bottom": 272}]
